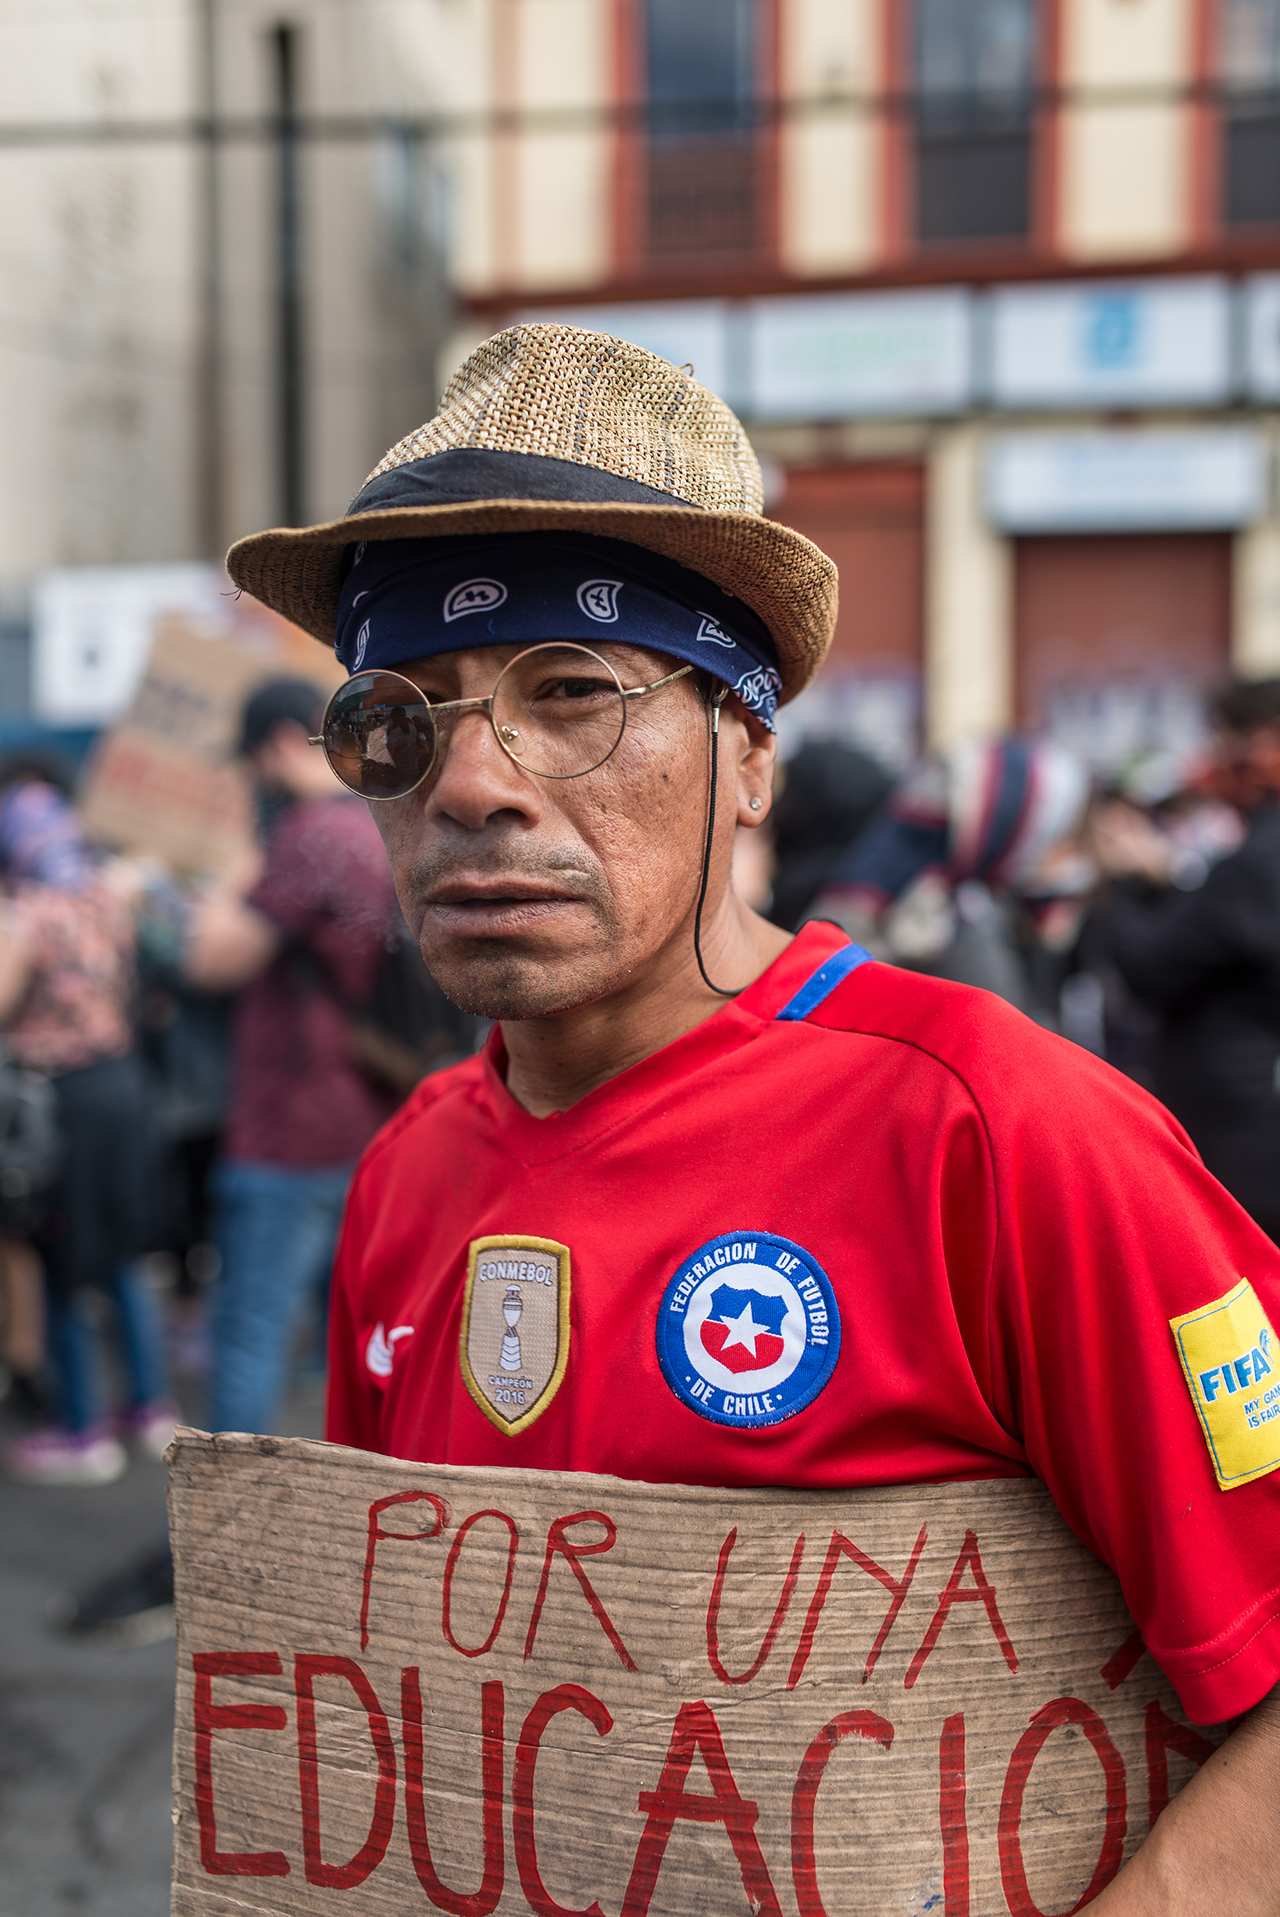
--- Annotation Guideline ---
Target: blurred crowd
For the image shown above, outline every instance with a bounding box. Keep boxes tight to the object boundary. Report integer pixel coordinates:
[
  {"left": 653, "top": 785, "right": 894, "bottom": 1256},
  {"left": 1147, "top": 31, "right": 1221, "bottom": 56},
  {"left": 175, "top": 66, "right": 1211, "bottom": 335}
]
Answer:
[
  {"left": 7, "top": 667, "right": 1280, "bottom": 1634},
  {"left": 0, "top": 675, "right": 483, "bottom": 1630}
]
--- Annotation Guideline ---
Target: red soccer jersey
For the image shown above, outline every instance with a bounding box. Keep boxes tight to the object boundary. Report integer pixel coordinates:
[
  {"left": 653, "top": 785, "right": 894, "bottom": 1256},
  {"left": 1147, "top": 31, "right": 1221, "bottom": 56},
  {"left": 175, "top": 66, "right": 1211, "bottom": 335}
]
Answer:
[{"left": 327, "top": 920, "right": 1280, "bottom": 1723}]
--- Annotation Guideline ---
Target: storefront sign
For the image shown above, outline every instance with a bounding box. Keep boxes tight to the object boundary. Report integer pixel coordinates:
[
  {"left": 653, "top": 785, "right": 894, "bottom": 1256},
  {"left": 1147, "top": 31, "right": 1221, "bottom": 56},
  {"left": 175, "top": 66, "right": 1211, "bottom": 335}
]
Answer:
[
  {"left": 986, "top": 429, "right": 1266, "bottom": 532},
  {"left": 1246, "top": 275, "right": 1280, "bottom": 403},
  {"left": 750, "top": 289, "right": 971, "bottom": 420},
  {"left": 170, "top": 1430, "right": 1221, "bottom": 1916},
  {"left": 988, "top": 278, "right": 1232, "bottom": 410}
]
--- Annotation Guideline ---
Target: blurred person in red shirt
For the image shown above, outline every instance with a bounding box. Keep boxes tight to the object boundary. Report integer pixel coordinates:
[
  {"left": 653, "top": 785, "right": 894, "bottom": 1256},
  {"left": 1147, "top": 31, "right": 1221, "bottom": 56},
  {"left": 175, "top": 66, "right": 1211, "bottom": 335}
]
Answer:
[{"left": 185, "top": 679, "right": 398, "bottom": 1435}]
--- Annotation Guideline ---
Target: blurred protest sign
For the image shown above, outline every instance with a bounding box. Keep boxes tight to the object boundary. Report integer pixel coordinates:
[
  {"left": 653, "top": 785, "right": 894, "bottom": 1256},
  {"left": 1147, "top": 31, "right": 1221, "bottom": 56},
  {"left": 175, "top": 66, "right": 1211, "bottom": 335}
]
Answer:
[
  {"left": 169, "top": 1430, "right": 1221, "bottom": 1917},
  {"left": 78, "top": 604, "right": 341, "bottom": 876}
]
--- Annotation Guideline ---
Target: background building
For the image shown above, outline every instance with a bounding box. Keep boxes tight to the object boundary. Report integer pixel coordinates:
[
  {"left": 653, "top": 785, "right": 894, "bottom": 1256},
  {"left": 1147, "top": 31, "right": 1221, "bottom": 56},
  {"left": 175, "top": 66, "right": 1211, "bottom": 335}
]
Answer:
[
  {"left": 447, "top": 0, "right": 1280, "bottom": 773},
  {"left": 1, "top": 0, "right": 1279, "bottom": 774}
]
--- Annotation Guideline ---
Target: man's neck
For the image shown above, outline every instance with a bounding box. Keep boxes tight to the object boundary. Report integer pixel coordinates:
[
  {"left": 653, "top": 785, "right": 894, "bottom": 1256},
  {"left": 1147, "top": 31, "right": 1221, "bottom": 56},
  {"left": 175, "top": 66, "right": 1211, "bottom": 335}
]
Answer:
[{"left": 499, "top": 902, "right": 792, "bottom": 1118}]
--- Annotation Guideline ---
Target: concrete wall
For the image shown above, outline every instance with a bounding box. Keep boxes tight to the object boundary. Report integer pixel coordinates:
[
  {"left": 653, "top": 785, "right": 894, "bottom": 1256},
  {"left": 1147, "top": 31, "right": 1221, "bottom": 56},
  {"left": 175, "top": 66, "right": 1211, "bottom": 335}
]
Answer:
[
  {"left": 1058, "top": 0, "right": 1194, "bottom": 258},
  {"left": 1233, "top": 423, "right": 1280, "bottom": 678},
  {"left": 0, "top": 0, "right": 198, "bottom": 575},
  {"left": 0, "top": 0, "right": 455, "bottom": 581},
  {"left": 778, "top": 0, "right": 882, "bottom": 278},
  {"left": 925, "top": 426, "right": 1014, "bottom": 749}
]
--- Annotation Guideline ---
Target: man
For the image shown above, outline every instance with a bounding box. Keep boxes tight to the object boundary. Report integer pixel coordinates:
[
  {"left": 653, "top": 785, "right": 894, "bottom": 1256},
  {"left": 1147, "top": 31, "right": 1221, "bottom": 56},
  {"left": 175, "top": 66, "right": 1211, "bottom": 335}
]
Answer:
[
  {"left": 185, "top": 677, "right": 398, "bottom": 1434},
  {"left": 228, "top": 325, "right": 1280, "bottom": 1908},
  {"left": 1094, "top": 678, "right": 1280, "bottom": 1242}
]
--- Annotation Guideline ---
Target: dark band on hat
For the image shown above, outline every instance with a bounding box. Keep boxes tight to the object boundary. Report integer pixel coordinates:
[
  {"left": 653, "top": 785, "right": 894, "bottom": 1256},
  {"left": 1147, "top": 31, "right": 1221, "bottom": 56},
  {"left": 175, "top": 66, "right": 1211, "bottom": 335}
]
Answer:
[
  {"left": 335, "top": 531, "right": 783, "bottom": 728},
  {"left": 348, "top": 448, "right": 701, "bottom": 518}
]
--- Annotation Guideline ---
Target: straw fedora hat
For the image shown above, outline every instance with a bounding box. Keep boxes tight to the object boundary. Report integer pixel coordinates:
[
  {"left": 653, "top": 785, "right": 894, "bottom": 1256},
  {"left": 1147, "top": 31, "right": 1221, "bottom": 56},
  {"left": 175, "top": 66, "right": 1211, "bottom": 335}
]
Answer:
[{"left": 226, "top": 323, "right": 838, "bottom": 705}]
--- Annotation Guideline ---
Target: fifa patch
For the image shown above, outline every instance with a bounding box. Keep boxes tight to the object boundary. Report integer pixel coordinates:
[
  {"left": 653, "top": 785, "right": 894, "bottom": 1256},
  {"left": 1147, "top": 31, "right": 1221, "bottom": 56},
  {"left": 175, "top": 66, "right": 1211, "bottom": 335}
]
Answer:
[
  {"left": 1170, "top": 1277, "right": 1280, "bottom": 1490},
  {"left": 656, "top": 1230, "right": 840, "bottom": 1430},
  {"left": 460, "top": 1236, "right": 570, "bottom": 1436}
]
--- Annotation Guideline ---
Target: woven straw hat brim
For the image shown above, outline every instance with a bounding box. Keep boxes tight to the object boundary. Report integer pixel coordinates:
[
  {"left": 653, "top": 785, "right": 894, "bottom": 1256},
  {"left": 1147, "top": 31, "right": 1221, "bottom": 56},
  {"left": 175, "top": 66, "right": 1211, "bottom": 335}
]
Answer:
[{"left": 226, "top": 499, "right": 837, "bottom": 708}]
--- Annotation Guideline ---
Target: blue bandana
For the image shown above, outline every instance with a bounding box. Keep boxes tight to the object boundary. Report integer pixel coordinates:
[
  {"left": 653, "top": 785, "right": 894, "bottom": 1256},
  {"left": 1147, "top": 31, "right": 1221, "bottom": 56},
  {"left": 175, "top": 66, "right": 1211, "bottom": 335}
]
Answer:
[{"left": 335, "top": 532, "right": 783, "bottom": 729}]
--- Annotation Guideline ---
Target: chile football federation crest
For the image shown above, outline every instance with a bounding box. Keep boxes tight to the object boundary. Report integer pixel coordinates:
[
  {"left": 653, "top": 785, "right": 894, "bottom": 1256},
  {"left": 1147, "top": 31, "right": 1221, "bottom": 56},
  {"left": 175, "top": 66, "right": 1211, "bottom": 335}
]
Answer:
[
  {"left": 460, "top": 1236, "right": 571, "bottom": 1435},
  {"left": 656, "top": 1230, "right": 840, "bottom": 1430}
]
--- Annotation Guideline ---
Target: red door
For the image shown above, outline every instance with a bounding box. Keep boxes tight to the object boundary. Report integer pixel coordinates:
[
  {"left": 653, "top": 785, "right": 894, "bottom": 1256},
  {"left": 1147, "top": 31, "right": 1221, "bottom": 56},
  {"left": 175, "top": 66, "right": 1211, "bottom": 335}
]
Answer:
[
  {"left": 768, "top": 462, "right": 925, "bottom": 767},
  {"left": 1014, "top": 534, "right": 1231, "bottom": 771}
]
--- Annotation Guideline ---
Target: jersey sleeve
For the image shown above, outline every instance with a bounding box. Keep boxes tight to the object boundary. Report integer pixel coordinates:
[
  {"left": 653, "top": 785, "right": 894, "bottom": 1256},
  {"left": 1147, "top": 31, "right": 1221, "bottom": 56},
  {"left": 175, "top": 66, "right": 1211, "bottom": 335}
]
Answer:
[
  {"left": 324, "top": 1161, "right": 384, "bottom": 1453},
  {"left": 977, "top": 1034, "right": 1280, "bottom": 1724}
]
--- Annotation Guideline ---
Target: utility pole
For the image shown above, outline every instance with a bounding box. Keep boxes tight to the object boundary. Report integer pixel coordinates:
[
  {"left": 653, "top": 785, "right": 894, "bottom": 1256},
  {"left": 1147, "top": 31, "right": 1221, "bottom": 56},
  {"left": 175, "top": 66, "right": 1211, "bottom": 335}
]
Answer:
[
  {"left": 273, "top": 23, "right": 304, "bottom": 528},
  {"left": 194, "top": 0, "right": 223, "bottom": 558}
]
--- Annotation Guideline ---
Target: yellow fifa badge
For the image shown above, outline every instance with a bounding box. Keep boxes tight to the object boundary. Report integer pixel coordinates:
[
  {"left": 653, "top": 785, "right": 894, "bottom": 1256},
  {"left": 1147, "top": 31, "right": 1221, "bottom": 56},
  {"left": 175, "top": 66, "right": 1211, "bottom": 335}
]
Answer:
[
  {"left": 1170, "top": 1278, "right": 1280, "bottom": 1490},
  {"left": 460, "top": 1236, "right": 571, "bottom": 1436}
]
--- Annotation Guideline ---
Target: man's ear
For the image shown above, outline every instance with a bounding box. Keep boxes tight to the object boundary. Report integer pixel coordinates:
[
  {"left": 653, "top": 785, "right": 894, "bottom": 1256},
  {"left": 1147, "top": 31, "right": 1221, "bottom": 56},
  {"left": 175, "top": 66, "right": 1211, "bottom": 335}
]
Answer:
[{"left": 723, "top": 696, "right": 778, "bottom": 825}]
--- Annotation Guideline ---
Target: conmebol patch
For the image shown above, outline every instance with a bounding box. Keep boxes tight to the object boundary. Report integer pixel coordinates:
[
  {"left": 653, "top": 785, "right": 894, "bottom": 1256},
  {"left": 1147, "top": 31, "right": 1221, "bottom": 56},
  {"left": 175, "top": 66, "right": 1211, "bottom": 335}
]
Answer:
[{"left": 656, "top": 1229, "right": 840, "bottom": 1429}]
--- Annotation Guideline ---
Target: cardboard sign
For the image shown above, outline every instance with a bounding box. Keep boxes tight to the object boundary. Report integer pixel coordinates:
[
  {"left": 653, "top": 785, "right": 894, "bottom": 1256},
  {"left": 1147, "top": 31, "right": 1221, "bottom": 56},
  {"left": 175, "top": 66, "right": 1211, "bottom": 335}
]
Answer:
[
  {"left": 169, "top": 1431, "right": 1223, "bottom": 1917},
  {"left": 78, "top": 613, "right": 343, "bottom": 876}
]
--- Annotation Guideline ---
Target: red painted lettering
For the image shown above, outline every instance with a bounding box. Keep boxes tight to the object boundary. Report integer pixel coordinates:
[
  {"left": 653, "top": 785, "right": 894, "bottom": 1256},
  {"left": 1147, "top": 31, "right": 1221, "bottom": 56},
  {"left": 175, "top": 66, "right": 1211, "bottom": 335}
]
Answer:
[
  {"left": 295, "top": 1654, "right": 396, "bottom": 1888},
  {"left": 788, "top": 1524, "right": 929, "bottom": 1689},
  {"left": 443, "top": 1510, "right": 520, "bottom": 1657},
  {"left": 621, "top": 1701, "right": 782, "bottom": 1917},
  {"left": 403, "top": 1669, "right": 505, "bottom": 1915},
  {"left": 192, "top": 1651, "right": 290, "bottom": 1878},
  {"left": 523, "top": 1512, "right": 637, "bottom": 1671},
  {"left": 999, "top": 1698, "right": 1126, "bottom": 1916},
  {"left": 706, "top": 1528, "right": 805, "bottom": 1685},
  {"left": 904, "top": 1531, "right": 1017, "bottom": 1689},
  {"left": 513, "top": 1684, "right": 614, "bottom": 1917},
  {"left": 1100, "top": 1629, "right": 1146, "bottom": 1691},
  {"left": 790, "top": 1710, "right": 893, "bottom": 1917},
  {"left": 1143, "top": 1699, "right": 1215, "bottom": 1829},
  {"left": 939, "top": 1711, "right": 969, "bottom": 1917},
  {"left": 360, "top": 1490, "right": 450, "bottom": 1650}
]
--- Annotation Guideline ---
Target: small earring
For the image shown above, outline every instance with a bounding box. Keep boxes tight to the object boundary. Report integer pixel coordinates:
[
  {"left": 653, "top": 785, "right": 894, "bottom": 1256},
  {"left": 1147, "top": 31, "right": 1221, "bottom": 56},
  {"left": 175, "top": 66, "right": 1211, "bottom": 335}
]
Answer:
[{"left": 748, "top": 796, "right": 763, "bottom": 811}]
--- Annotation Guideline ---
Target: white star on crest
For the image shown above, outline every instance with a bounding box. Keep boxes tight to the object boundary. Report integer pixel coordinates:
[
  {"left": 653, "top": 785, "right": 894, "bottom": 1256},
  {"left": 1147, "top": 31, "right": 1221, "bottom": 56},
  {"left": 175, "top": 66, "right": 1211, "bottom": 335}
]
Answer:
[{"left": 717, "top": 1300, "right": 769, "bottom": 1357}]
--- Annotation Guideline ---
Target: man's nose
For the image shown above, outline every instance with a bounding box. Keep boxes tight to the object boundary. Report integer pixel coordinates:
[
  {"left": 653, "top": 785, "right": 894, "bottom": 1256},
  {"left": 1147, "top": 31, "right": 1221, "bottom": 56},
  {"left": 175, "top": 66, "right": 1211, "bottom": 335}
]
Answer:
[{"left": 427, "top": 703, "right": 541, "bottom": 828}]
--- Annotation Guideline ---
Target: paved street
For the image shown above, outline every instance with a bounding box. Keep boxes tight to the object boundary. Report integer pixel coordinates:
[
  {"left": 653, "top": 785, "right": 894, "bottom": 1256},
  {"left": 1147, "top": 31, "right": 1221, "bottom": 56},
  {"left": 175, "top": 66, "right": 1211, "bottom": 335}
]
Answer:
[{"left": 0, "top": 1382, "right": 323, "bottom": 1916}]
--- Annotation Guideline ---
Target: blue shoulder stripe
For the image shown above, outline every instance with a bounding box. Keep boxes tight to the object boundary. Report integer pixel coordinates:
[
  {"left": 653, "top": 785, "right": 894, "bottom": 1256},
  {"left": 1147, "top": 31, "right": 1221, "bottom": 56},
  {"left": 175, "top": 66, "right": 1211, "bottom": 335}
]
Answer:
[{"left": 775, "top": 941, "right": 874, "bottom": 1022}]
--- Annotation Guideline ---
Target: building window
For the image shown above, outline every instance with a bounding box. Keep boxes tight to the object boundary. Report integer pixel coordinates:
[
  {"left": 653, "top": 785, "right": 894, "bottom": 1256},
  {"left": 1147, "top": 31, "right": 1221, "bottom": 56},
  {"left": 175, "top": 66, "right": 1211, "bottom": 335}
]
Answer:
[
  {"left": 643, "top": 0, "right": 763, "bottom": 268},
  {"left": 1222, "top": 0, "right": 1280, "bottom": 226},
  {"left": 912, "top": 0, "right": 1037, "bottom": 245}
]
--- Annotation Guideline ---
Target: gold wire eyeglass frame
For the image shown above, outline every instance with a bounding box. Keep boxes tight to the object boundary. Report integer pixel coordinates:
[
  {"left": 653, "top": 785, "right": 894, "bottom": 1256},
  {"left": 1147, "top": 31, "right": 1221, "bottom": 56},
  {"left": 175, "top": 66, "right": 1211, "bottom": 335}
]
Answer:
[{"left": 308, "top": 642, "right": 695, "bottom": 800}]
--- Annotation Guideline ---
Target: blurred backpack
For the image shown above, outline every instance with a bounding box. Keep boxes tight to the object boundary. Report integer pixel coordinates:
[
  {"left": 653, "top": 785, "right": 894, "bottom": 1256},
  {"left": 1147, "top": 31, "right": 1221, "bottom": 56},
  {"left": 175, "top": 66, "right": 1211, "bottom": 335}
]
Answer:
[
  {"left": 301, "top": 916, "right": 489, "bottom": 1102},
  {"left": 0, "top": 1047, "right": 63, "bottom": 1231}
]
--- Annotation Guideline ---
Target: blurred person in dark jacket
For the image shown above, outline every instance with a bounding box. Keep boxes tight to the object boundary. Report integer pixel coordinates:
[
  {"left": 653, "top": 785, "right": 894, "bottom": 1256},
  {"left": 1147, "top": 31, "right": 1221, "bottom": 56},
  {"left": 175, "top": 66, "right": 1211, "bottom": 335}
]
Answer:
[
  {"left": 184, "top": 678, "right": 399, "bottom": 1437},
  {"left": 765, "top": 739, "right": 892, "bottom": 931},
  {"left": 1094, "top": 678, "right": 1280, "bottom": 1241},
  {"left": 809, "top": 736, "right": 1091, "bottom": 1013}
]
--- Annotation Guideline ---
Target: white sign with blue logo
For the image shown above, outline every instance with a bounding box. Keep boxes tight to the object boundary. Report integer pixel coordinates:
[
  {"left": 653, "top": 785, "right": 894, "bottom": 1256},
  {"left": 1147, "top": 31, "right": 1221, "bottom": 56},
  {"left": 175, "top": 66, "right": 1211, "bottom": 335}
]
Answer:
[
  {"left": 988, "top": 277, "right": 1231, "bottom": 410},
  {"left": 656, "top": 1230, "right": 840, "bottom": 1429}
]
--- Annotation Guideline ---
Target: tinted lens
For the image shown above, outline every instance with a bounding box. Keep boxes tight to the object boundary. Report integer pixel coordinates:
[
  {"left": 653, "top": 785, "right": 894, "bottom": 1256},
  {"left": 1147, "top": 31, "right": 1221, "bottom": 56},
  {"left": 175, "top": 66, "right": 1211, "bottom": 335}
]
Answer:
[
  {"left": 322, "top": 672, "right": 437, "bottom": 799},
  {"left": 491, "top": 644, "right": 626, "bottom": 778}
]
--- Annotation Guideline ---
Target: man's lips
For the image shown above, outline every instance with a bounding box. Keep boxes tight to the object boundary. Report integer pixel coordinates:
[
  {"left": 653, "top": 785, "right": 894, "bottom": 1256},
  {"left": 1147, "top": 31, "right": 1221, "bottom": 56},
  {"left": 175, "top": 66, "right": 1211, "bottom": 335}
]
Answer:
[
  {"left": 420, "top": 881, "right": 591, "bottom": 930},
  {"left": 423, "top": 881, "right": 584, "bottom": 907}
]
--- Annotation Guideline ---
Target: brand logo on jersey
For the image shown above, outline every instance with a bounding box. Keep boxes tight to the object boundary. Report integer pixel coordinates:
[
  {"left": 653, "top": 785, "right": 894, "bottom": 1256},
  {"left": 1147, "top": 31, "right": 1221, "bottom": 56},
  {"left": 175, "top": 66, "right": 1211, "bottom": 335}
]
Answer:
[
  {"left": 352, "top": 618, "right": 370, "bottom": 670},
  {"left": 365, "top": 1321, "right": 413, "bottom": 1379},
  {"left": 460, "top": 1235, "right": 571, "bottom": 1435},
  {"left": 1171, "top": 1277, "right": 1280, "bottom": 1489},
  {"left": 656, "top": 1230, "right": 840, "bottom": 1430},
  {"left": 576, "top": 579, "right": 623, "bottom": 623},
  {"left": 444, "top": 578, "right": 508, "bottom": 623},
  {"left": 696, "top": 614, "right": 735, "bottom": 648}
]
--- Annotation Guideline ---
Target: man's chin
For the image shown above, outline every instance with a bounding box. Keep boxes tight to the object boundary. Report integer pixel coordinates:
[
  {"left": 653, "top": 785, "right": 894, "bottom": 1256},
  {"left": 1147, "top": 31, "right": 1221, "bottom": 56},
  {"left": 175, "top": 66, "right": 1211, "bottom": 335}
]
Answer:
[{"left": 423, "top": 944, "right": 620, "bottom": 1023}]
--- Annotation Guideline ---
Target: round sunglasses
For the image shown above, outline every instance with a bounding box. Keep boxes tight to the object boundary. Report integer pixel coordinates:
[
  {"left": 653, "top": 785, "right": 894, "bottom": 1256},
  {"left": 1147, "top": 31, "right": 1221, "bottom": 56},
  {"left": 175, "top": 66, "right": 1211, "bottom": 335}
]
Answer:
[{"left": 310, "top": 643, "right": 693, "bottom": 800}]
